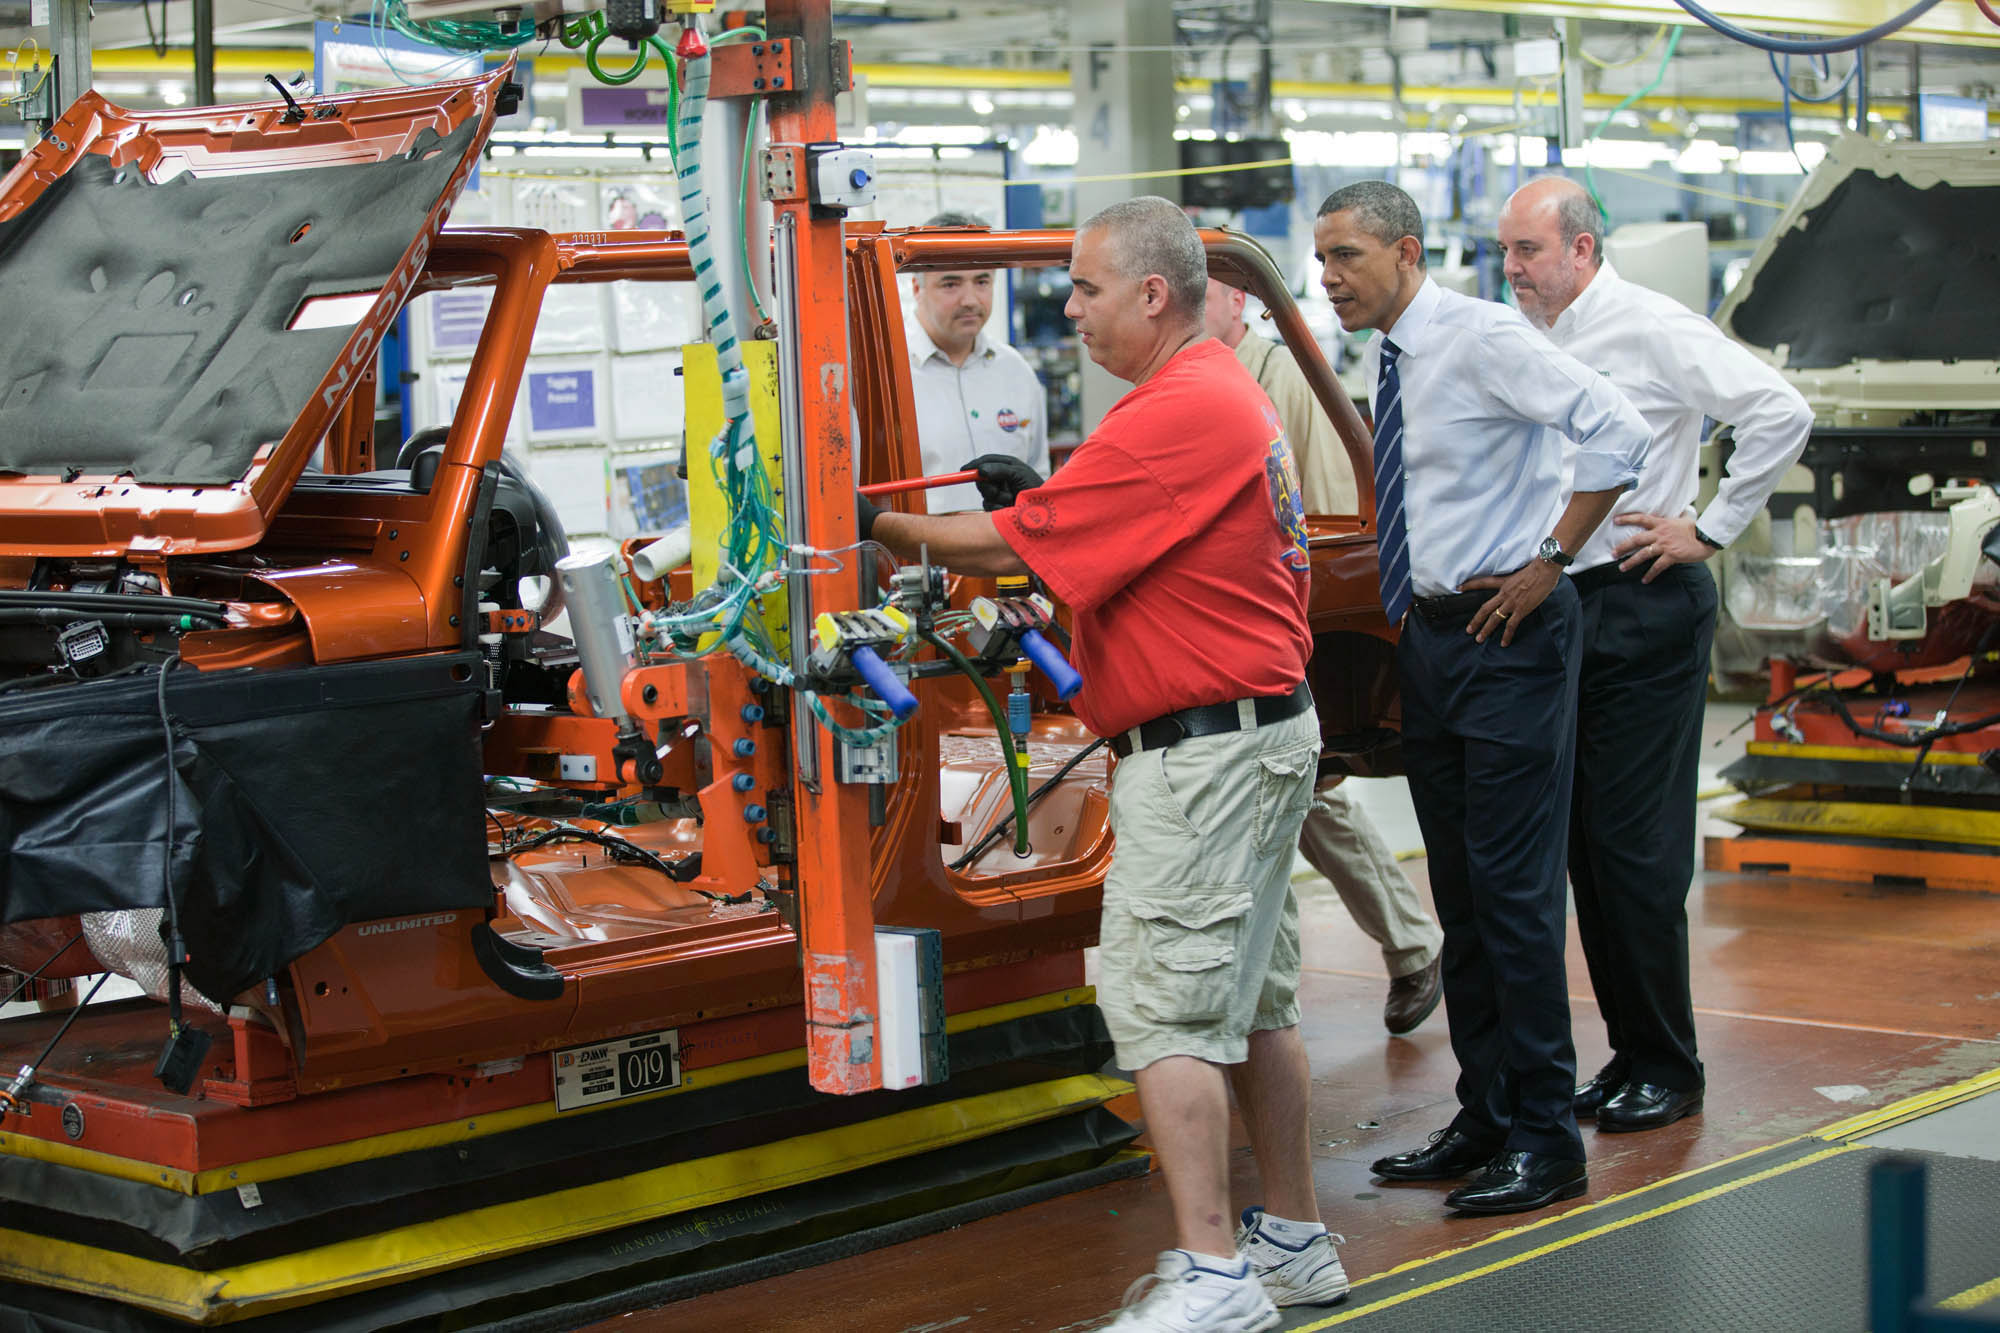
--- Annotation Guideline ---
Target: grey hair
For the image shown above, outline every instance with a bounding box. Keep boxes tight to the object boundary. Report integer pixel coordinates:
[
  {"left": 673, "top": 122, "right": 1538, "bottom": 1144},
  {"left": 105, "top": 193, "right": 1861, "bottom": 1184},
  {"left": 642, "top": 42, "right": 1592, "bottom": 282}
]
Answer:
[
  {"left": 1552, "top": 188, "right": 1606, "bottom": 266},
  {"left": 1078, "top": 195, "right": 1207, "bottom": 323},
  {"left": 1316, "top": 180, "right": 1427, "bottom": 269}
]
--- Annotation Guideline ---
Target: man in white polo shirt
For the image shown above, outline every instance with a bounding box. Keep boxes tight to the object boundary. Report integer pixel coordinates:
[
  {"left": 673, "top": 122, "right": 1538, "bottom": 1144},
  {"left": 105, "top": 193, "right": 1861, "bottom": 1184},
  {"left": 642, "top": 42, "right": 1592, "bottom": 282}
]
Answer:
[{"left": 906, "top": 210, "right": 1052, "bottom": 512}]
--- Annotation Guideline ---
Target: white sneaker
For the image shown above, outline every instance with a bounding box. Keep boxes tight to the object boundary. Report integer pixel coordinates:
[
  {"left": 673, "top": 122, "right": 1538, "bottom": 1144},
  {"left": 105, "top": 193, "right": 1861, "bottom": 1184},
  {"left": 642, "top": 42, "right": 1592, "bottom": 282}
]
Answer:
[
  {"left": 1235, "top": 1207, "right": 1350, "bottom": 1307},
  {"left": 1104, "top": 1250, "right": 1281, "bottom": 1332}
]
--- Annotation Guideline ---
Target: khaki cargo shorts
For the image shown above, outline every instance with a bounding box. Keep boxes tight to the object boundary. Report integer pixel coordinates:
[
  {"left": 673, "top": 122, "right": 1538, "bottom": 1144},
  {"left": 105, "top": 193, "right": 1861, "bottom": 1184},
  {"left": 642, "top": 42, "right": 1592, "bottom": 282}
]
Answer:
[{"left": 1097, "top": 708, "right": 1320, "bottom": 1071}]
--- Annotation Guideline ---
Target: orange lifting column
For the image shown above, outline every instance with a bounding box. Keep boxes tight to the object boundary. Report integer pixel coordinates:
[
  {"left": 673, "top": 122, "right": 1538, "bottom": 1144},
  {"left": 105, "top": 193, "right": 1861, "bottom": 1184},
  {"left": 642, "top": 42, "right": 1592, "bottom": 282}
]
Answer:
[{"left": 761, "top": 0, "right": 881, "bottom": 1095}]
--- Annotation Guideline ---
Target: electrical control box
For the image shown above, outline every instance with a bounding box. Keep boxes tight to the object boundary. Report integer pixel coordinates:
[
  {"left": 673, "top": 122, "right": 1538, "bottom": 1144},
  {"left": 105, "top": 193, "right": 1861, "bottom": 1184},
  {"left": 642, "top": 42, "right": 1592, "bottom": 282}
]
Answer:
[{"left": 806, "top": 145, "right": 877, "bottom": 213}]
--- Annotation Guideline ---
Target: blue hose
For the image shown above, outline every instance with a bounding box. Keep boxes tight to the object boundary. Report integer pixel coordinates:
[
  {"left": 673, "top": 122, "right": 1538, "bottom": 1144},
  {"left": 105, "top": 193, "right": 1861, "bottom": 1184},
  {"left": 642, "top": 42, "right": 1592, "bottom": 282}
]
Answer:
[
  {"left": 1018, "top": 629, "right": 1082, "bottom": 701},
  {"left": 1670, "top": 0, "right": 1941, "bottom": 56}
]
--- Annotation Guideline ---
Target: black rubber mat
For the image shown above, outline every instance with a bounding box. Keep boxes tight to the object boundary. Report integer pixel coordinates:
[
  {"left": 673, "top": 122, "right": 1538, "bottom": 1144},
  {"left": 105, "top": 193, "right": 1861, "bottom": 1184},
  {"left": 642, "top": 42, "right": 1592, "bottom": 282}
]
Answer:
[{"left": 1307, "top": 1144, "right": 2000, "bottom": 1332}]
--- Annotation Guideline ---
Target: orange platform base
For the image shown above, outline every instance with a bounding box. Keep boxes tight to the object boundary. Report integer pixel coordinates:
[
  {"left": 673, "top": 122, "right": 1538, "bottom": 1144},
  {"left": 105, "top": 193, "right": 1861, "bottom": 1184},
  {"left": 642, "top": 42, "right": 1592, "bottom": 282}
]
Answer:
[{"left": 1705, "top": 834, "right": 2000, "bottom": 893}]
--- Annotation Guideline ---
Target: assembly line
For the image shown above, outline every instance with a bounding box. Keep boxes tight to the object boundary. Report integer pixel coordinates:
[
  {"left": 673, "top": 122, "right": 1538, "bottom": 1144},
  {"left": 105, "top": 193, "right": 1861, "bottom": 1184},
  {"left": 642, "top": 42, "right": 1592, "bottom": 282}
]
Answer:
[{"left": 0, "top": 1, "right": 1997, "bottom": 1330}]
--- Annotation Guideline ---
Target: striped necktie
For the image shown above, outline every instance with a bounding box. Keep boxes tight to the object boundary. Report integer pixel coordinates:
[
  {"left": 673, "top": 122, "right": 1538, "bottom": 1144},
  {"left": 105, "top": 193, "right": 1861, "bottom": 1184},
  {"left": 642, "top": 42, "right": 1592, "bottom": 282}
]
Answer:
[{"left": 1373, "top": 337, "right": 1411, "bottom": 626}]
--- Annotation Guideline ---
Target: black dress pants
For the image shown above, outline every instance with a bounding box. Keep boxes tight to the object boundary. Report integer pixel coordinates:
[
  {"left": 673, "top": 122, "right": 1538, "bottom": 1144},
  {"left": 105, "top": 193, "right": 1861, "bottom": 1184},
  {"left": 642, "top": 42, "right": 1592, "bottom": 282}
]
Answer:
[
  {"left": 1569, "top": 561, "right": 1718, "bottom": 1094},
  {"left": 1398, "top": 578, "right": 1585, "bottom": 1161}
]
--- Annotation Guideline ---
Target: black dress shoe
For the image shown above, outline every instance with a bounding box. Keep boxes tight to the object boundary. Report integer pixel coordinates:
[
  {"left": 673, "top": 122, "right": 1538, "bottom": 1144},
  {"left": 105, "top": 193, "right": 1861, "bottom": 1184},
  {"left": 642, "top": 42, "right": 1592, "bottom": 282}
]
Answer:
[
  {"left": 1370, "top": 1128, "right": 1501, "bottom": 1181},
  {"left": 1573, "top": 1057, "right": 1632, "bottom": 1120},
  {"left": 1444, "top": 1151, "right": 1587, "bottom": 1215},
  {"left": 1597, "top": 1081, "right": 1703, "bottom": 1132}
]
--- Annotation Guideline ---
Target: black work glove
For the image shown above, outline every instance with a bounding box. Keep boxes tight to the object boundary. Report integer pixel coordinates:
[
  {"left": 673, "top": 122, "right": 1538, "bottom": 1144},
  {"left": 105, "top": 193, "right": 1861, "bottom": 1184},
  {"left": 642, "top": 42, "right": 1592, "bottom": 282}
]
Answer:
[
  {"left": 856, "top": 489, "right": 883, "bottom": 542},
  {"left": 962, "top": 454, "right": 1044, "bottom": 512}
]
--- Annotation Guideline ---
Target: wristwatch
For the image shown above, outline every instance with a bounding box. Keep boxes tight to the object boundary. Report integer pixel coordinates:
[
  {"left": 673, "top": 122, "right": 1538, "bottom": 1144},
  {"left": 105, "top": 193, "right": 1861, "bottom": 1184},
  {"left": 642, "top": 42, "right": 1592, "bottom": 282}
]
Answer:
[
  {"left": 1695, "top": 526, "right": 1725, "bottom": 551},
  {"left": 1537, "top": 536, "right": 1574, "bottom": 568}
]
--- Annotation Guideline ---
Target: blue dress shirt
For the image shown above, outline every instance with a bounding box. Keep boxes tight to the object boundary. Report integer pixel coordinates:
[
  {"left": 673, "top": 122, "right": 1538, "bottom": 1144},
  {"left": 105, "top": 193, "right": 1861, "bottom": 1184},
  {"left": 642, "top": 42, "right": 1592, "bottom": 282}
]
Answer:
[{"left": 1364, "top": 278, "right": 1649, "bottom": 598}]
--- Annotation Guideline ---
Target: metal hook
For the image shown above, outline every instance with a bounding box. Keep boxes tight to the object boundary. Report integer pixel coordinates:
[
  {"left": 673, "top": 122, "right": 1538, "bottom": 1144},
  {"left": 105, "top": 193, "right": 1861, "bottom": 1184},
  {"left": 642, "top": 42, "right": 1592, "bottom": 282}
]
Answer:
[{"left": 264, "top": 74, "right": 306, "bottom": 123}]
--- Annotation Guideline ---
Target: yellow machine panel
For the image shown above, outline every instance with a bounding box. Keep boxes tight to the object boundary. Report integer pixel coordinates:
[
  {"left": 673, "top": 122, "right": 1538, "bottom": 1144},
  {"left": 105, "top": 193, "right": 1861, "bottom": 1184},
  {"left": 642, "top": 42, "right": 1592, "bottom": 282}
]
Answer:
[{"left": 683, "top": 339, "right": 787, "bottom": 653}]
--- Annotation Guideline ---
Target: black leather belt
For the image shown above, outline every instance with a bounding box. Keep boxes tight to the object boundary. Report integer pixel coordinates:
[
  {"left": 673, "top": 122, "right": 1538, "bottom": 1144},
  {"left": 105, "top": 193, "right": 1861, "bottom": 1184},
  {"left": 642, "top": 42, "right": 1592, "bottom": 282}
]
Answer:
[
  {"left": 1109, "top": 681, "right": 1313, "bottom": 759},
  {"left": 1409, "top": 591, "right": 1490, "bottom": 626},
  {"left": 1570, "top": 561, "right": 1650, "bottom": 596}
]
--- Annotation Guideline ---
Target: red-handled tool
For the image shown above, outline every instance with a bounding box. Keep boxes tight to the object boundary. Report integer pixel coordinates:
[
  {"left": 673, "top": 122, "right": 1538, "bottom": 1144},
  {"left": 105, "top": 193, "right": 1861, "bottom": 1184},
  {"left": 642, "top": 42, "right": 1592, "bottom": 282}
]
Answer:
[{"left": 859, "top": 470, "right": 977, "bottom": 497}]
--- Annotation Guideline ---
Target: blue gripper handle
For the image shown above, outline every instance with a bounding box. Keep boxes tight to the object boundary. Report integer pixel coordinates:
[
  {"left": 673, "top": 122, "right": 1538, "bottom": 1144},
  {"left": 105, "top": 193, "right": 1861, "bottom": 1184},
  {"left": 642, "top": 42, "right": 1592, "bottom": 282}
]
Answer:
[
  {"left": 850, "top": 645, "right": 919, "bottom": 719},
  {"left": 1018, "top": 629, "right": 1082, "bottom": 701}
]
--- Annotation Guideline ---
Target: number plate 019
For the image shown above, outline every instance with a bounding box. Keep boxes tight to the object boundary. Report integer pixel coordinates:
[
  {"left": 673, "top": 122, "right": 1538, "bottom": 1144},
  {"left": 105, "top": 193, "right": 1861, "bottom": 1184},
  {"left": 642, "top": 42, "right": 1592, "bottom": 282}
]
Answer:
[{"left": 551, "top": 1028, "right": 683, "bottom": 1112}]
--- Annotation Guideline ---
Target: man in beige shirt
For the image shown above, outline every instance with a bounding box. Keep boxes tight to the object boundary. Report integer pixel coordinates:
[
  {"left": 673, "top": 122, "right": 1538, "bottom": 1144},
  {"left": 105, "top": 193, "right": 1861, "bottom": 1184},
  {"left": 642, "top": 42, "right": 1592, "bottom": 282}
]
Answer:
[
  {"left": 1204, "top": 278, "right": 1445, "bottom": 1036},
  {"left": 1205, "top": 281, "right": 1355, "bottom": 514}
]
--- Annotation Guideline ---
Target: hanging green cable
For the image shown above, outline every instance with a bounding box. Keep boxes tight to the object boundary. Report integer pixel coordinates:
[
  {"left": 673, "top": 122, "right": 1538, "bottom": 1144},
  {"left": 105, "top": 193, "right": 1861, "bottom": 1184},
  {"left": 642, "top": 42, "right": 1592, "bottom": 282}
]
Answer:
[
  {"left": 585, "top": 29, "right": 677, "bottom": 86},
  {"left": 739, "top": 97, "right": 772, "bottom": 327},
  {"left": 920, "top": 629, "right": 1033, "bottom": 858},
  {"left": 1581, "top": 25, "right": 1683, "bottom": 226}
]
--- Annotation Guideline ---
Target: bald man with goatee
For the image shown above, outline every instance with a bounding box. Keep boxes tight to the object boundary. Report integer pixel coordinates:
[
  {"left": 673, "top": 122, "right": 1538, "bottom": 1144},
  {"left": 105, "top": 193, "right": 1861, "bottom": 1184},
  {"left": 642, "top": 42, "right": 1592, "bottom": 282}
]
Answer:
[{"left": 1497, "top": 176, "right": 1811, "bottom": 1134}]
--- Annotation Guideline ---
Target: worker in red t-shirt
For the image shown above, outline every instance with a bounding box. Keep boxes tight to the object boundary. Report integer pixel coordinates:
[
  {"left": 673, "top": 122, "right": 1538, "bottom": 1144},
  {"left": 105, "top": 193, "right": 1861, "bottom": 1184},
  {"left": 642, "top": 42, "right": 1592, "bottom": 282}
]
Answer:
[{"left": 863, "top": 197, "right": 1344, "bottom": 1332}]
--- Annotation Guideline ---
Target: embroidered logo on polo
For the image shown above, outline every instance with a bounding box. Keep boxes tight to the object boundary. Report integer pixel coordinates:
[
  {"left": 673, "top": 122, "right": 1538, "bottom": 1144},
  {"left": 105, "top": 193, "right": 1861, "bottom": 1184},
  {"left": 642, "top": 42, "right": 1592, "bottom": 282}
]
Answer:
[
  {"left": 996, "top": 408, "right": 1030, "bottom": 434},
  {"left": 1014, "top": 494, "right": 1056, "bottom": 537}
]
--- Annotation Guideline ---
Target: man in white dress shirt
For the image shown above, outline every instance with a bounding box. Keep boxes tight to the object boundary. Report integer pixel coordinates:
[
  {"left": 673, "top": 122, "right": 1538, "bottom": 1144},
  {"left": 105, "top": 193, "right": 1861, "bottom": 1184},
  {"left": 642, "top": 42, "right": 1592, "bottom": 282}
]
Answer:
[
  {"left": 1499, "top": 177, "right": 1812, "bottom": 1134},
  {"left": 1314, "top": 181, "right": 1650, "bottom": 1216},
  {"left": 906, "top": 211, "right": 1051, "bottom": 512}
]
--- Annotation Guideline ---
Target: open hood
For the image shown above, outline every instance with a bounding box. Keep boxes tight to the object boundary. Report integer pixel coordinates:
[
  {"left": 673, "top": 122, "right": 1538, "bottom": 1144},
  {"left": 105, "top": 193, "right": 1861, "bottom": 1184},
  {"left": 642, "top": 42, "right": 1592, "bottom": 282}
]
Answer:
[
  {"left": 1713, "top": 134, "right": 2000, "bottom": 418},
  {"left": 0, "top": 64, "right": 513, "bottom": 558}
]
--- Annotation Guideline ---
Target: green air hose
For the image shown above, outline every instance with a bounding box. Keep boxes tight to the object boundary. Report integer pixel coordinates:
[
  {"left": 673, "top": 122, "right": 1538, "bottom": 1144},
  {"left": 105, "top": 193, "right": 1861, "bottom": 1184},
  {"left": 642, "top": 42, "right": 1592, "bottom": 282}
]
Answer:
[
  {"left": 921, "top": 628, "right": 1033, "bottom": 858},
  {"left": 1583, "top": 25, "right": 1683, "bottom": 225}
]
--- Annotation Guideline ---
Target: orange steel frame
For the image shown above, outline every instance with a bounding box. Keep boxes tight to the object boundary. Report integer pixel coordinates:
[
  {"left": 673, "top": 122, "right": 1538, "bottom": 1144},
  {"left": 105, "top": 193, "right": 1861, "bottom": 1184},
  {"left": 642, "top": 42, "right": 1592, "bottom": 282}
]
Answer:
[
  {"left": 763, "top": 0, "right": 880, "bottom": 1094},
  {"left": 0, "top": 29, "right": 1400, "bottom": 1158},
  {"left": 0, "top": 219, "right": 1394, "bottom": 1089}
]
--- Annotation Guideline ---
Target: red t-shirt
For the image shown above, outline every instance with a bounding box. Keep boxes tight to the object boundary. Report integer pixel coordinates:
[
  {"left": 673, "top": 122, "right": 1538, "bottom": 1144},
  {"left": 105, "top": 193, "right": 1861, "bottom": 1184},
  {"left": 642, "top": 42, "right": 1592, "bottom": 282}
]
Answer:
[{"left": 994, "top": 338, "right": 1313, "bottom": 738}]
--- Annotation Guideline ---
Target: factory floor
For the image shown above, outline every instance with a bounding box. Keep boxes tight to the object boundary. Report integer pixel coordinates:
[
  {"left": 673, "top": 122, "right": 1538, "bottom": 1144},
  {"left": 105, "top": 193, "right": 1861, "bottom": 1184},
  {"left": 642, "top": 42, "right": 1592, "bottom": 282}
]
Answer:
[{"left": 616, "top": 702, "right": 2000, "bottom": 1333}]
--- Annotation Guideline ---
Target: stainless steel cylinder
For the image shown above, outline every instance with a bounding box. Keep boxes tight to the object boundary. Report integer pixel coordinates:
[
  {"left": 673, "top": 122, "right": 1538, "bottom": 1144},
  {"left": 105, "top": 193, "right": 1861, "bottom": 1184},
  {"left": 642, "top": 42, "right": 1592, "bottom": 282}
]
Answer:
[{"left": 555, "top": 544, "right": 636, "bottom": 728}]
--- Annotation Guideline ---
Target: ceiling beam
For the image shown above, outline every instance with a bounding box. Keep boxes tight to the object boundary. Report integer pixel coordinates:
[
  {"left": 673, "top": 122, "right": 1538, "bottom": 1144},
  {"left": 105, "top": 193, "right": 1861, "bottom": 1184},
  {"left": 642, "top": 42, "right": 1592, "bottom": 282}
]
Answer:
[
  {"left": 55, "top": 46, "right": 1981, "bottom": 122},
  {"left": 1298, "top": 0, "right": 2000, "bottom": 50}
]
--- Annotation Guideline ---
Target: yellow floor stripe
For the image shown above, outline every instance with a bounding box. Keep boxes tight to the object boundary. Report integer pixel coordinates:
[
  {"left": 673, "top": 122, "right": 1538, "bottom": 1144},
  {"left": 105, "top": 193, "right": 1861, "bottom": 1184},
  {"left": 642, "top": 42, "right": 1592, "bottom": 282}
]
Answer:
[
  {"left": 0, "top": 985, "right": 1095, "bottom": 1197},
  {"left": 1940, "top": 1274, "right": 2000, "bottom": 1311},
  {"left": 0, "top": 1072, "right": 1131, "bottom": 1324},
  {"left": 1816, "top": 1063, "right": 2000, "bottom": 1142},
  {"left": 1745, "top": 741, "right": 1982, "bottom": 767},
  {"left": 1294, "top": 1145, "right": 1859, "bottom": 1329},
  {"left": 1718, "top": 798, "right": 2000, "bottom": 848},
  {"left": 1316, "top": 1119, "right": 1839, "bottom": 1296}
]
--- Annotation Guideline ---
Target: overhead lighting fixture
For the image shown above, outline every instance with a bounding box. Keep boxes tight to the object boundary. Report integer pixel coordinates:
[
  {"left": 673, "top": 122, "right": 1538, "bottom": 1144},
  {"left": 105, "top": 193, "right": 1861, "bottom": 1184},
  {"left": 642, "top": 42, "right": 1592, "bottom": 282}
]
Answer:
[
  {"left": 1561, "top": 139, "right": 1672, "bottom": 170},
  {"left": 1285, "top": 130, "right": 1401, "bottom": 169},
  {"left": 1019, "top": 125, "right": 1077, "bottom": 167},
  {"left": 891, "top": 125, "right": 989, "bottom": 146},
  {"left": 1674, "top": 139, "right": 1729, "bottom": 174}
]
